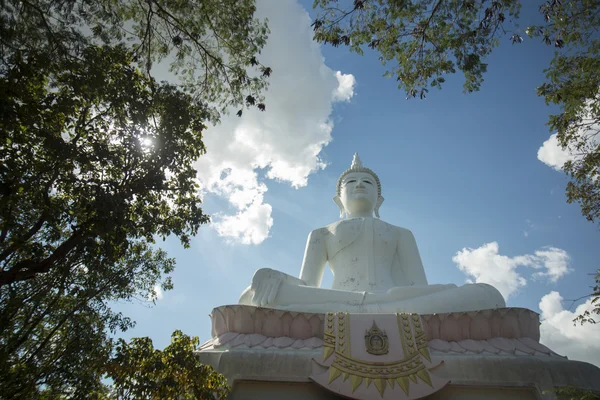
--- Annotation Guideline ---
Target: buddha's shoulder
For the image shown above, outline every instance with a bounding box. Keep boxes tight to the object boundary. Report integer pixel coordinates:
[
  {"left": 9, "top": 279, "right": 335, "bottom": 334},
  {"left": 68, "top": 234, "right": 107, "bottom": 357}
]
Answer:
[
  {"left": 380, "top": 221, "right": 413, "bottom": 235},
  {"left": 374, "top": 219, "right": 413, "bottom": 236},
  {"left": 311, "top": 219, "right": 412, "bottom": 236},
  {"left": 322, "top": 218, "right": 362, "bottom": 233},
  {"left": 307, "top": 222, "right": 342, "bottom": 238}
]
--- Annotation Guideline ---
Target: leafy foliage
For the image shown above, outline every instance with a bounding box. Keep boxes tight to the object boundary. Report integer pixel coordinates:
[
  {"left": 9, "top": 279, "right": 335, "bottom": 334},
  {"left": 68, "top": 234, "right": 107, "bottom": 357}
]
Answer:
[
  {"left": 106, "top": 331, "right": 229, "bottom": 400},
  {"left": 0, "top": 244, "right": 173, "bottom": 399},
  {"left": 0, "top": 45, "right": 208, "bottom": 287},
  {"left": 312, "top": 0, "right": 521, "bottom": 98},
  {"left": 550, "top": 385, "right": 600, "bottom": 400},
  {"left": 0, "top": 0, "right": 270, "bottom": 120},
  {"left": 0, "top": 0, "right": 270, "bottom": 397},
  {"left": 0, "top": 43, "right": 208, "bottom": 397},
  {"left": 531, "top": 0, "right": 600, "bottom": 225}
]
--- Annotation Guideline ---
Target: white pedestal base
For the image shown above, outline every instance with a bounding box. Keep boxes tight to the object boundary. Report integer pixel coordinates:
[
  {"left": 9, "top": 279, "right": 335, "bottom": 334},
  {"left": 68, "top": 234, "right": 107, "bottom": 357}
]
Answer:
[
  {"left": 197, "top": 306, "right": 600, "bottom": 399},
  {"left": 198, "top": 348, "right": 600, "bottom": 400}
]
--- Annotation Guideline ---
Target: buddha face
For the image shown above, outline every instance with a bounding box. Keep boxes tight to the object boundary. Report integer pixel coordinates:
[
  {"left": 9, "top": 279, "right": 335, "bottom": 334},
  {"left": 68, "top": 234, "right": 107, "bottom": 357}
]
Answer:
[{"left": 339, "top": 172, "right": 378, "bottom": 216}]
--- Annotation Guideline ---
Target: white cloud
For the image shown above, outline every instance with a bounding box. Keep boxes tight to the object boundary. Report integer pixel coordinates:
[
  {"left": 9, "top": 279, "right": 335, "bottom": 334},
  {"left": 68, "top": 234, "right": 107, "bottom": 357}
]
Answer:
[
  {"left": 537, "top": 100, "right": 600, "bottom": 171},
  {"left": 453, "top": 242, "right": 528, "bottom": 299},
  {"left": 531, "top": 247, "right": 572, "bottom": 283},
  {"left": 537, "top": 133, "right": 575, "bottom": 171},
  {"left": 213, "top": 196, "right": 273, "bottom": 245},
  {"left": 194, "top": 0, "right": 355, "bottom": 244},
  {"left": 539, "top": 291, "right": 600, "bottom": 367},
  {"left": 452, "top": 242, "right": 571, "bottom": 299},
  {"left": 333, "top": 71, "right": 356, "bottom": 102}
]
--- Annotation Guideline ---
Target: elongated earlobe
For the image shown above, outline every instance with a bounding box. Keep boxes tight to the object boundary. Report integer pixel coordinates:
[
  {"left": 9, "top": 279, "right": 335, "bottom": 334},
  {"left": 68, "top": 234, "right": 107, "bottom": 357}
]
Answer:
[
  {"left": 374, "top": 196, "right": 384, "bottom": 218},
  {"left": 333, "top": 196, "right": 345, "bottom": 219}
]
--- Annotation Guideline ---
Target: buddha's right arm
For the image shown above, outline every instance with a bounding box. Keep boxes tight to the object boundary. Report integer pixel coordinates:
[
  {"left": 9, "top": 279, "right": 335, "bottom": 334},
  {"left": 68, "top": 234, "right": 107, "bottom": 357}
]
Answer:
[
  {"left": 240, "top": 229, "right": 327, "bottom": 307},
  {"left": 298, "top": 228, "right": 328, "bottom": 287}
]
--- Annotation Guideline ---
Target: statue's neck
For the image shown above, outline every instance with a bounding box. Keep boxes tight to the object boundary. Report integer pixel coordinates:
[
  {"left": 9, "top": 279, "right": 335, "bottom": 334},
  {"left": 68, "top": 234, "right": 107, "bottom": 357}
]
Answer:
[{"left": 346, "top": 211, "right": 374, "bottom": 219}]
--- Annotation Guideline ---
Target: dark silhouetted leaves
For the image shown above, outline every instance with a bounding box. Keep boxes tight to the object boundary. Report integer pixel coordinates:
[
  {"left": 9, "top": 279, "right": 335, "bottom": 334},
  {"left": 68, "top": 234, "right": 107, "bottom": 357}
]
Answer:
[
  {"left": 0, "top": 43, "right": 211, "bottom": 397},
  {"left": 107, "top": 331, "right": 230, "bottom": 399},
  {"left": 0, "top": 0, "right": 274, "bottom": 396},
  {"left": 353, "top": 0, "right": 365, "bottom": 10},
  {"left": 261, "top": 66, "right": 272, "bottom": 77},
  {"left": 510, "top": 34, "right": 523, "bottom": 44},
  {"left": 312, "top": 0, "right": 522, "bottom": 95},
  {"left": 0, "top": 0, "right": 271, "bottom": 123}
]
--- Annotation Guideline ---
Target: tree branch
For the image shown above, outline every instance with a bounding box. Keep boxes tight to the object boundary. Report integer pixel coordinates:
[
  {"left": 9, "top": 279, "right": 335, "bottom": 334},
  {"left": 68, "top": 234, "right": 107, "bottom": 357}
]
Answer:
[{"left": 0, "top": 229, "right": 87, "bottom": 286}]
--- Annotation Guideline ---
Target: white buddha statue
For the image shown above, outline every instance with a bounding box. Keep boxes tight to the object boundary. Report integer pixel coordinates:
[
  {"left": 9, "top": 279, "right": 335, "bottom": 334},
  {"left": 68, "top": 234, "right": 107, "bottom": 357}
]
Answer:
[{"left": 239, "top": 154, "right": 505, "bottom": 314}]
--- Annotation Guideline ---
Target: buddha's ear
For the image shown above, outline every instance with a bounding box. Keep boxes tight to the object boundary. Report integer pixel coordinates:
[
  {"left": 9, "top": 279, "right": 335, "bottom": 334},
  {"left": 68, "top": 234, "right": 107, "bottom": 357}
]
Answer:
[
  {"left": 374, "top": 196, "right": 384, "bottom": 218},
  {"left": 333, "top": 196, "right": 345, "bottom": 219}
]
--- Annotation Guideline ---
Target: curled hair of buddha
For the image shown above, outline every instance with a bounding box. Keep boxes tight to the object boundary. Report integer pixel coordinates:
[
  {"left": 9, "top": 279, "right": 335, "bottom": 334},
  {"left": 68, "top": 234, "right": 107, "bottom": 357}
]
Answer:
[{"left": 336, "top": 153, "right": 382, "bottom": 197}]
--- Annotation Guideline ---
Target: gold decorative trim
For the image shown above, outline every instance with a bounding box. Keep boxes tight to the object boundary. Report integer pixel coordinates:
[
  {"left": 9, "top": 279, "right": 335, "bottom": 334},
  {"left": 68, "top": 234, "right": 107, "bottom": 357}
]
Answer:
[
  {"left": 350, "top": 375, "right": 362, "bottom": 392},
  {"left": 365, "top": 321, "right": 389, "bottom": 355},
  {"left": 332, "top": 350, "right": 425, "bottom": 378},
  {"left": 324, "top": 312, "right": 335, "bottom": 361},
  {"left": 337, "top": 312, "right": 346, "bottom": 355},
  {"left": 320, "top": 312, "right": 437, "bottom": 397}
]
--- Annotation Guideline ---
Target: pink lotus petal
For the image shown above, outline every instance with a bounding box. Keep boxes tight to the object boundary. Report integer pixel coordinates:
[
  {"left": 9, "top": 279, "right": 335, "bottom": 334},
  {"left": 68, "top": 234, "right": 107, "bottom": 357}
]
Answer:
[
  {"left": 304, "top": 337, "right": 324, "bottom": 348},
  {"left": 215, "top": 332, "right": 239, "bottom": 346},
  {"left": 488, "top": 337, "right": 516, "bottom": 353},
  {"left": 513, "top": 338, "right": 535, "bottom": 355},
  {"left": 457, "top": 339, "right": 485, "bottom": 353},
  {"left": 479, "top": 340, "right": 501, "bottom": 354},
  {"left": 428, "top": 339, "right": 451, "bottom": 352},
  {"left": 517, "top": 338, "right": 551, "bottom": 354},
  {"left": 291, "top": 339, "right": 306, "bottom": 349},
  {"left": 229, "top": 334, "right": 249, "bottom": 348},
  {"left": 273, "top": 336, "right": 295, "bottom": 348},
  {"left": 246, "top": 333, "right": 267, "bottom": 347},
  {"left": 449, "top": 341, "right": 466, "bottom": 353}
]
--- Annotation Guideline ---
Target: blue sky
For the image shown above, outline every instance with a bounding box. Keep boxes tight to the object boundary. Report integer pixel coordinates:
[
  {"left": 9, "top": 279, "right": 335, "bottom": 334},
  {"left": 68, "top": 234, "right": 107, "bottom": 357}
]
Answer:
[{"left": 115, "top": 1, "right": 600, "bottom": 366}]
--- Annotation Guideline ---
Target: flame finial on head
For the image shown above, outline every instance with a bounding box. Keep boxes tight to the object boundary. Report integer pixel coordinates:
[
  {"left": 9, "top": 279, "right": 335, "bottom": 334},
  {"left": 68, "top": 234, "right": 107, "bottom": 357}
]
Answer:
[
  {"left": 351, "top": 152, "right": 363, "bottom": 169},
  {"left": 336, "top": 152, "right": 381, "bottom": 197}
]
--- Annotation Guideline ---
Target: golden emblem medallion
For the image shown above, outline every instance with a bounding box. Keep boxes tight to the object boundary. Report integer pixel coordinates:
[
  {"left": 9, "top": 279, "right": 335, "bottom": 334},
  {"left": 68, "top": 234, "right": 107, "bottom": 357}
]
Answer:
[{"left": 364, "top": 321, "right": 389, "bottom": 355}]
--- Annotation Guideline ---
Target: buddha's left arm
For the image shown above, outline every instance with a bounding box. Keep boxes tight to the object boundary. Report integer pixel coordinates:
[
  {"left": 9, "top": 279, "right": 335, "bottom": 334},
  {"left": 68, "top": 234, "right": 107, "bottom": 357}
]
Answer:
[
  {"left": 393, "top": 229, "right": 428, "bottom": 286},
  {"left": 298, "top": 228, "right": 328, "bottom": 287}
]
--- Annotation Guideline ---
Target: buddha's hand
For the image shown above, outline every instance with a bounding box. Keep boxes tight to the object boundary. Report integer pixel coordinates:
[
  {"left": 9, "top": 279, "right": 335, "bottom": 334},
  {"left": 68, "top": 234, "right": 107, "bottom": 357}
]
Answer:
[{"left": 251, "top": 268, "right": 285, "bottom": 307}]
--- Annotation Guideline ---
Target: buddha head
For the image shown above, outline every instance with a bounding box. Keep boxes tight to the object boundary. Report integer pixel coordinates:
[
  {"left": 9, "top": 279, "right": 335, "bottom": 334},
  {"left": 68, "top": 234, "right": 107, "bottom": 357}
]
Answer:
[{"left": 334, "top": 153, "right": 384, "bottom": 218}]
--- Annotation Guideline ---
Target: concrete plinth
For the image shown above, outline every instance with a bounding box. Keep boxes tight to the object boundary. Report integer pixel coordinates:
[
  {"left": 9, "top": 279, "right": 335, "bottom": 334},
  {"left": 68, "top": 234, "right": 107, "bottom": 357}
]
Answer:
[
  {"left": 197, "top": 305, "right": 600, "bottom": 399},
  {"left": 199, "top": 347, "right": 599, "bottom": 399}
]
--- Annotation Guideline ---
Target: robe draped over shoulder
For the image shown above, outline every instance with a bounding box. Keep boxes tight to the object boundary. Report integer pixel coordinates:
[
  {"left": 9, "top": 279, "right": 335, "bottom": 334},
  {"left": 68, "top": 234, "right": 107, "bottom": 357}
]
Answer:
[
  {"left": 324, "top": 218, "right": 403, "bottom": 260},
  {"left": 324, "top": 218, "right": 426, "bottom": 289},
  {"left": 324, "top": 218, "right": 363, "bottom": 260}
]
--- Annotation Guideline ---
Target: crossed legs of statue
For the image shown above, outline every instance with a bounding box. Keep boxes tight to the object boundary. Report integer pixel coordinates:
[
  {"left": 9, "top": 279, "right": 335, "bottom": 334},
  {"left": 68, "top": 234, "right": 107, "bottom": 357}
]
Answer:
[{"left": 239, "top": 281, "right": 506, "bottom": 314}]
